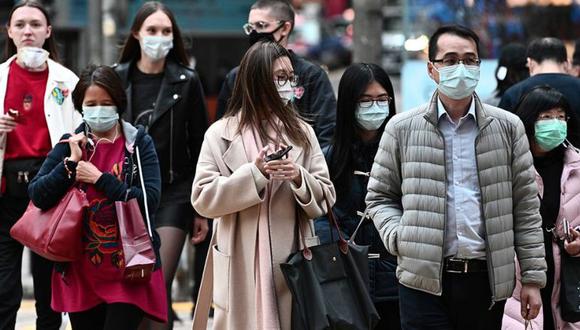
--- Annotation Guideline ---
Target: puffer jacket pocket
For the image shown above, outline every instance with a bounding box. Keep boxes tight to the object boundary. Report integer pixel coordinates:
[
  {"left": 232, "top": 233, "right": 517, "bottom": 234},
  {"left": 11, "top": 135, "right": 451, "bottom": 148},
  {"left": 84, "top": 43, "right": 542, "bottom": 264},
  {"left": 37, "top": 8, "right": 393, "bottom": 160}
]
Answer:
[{"left": 212, "top": 244, "right": 230, "bottom": 311}]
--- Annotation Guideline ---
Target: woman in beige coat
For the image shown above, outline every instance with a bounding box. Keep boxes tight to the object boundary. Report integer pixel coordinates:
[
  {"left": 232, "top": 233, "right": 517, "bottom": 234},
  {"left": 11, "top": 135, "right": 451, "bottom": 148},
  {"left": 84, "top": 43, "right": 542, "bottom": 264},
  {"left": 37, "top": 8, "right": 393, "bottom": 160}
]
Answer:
[{"left": 191, "top": 40, "right": 335, "bottom": 330}]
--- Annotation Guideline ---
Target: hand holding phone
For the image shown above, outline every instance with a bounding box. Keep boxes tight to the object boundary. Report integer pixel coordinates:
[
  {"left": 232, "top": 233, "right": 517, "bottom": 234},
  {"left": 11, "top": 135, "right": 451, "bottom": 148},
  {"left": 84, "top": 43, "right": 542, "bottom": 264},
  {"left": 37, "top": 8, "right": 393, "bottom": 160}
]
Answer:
[
  {"left": 0, "top": 111, "right": 19, "bottom": 133},
  {"left": 265, "top": 145, "right": 293, "bottom": 162}
]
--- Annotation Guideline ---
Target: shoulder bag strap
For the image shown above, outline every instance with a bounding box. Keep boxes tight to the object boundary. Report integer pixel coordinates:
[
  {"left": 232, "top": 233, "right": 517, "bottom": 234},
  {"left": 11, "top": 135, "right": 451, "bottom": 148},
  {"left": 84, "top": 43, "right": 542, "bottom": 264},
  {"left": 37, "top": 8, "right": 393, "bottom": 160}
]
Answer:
[
  {"left": 348, "top": 208, "right": 370, "bottom": 245},
  {"left": 135, "top": 146, "right": 152, "bottom": 238}
]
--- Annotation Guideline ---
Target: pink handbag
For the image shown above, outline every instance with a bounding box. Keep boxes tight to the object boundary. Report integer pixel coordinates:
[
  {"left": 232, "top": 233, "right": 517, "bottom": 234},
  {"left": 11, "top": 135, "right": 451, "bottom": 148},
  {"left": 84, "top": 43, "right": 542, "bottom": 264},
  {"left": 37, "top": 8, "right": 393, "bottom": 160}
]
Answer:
[
  {"left": 116, "top": 146, "right": 156, "bottom": 282},
  {"left": 10, "top": 187, "right": 88, "bottom": 262}
]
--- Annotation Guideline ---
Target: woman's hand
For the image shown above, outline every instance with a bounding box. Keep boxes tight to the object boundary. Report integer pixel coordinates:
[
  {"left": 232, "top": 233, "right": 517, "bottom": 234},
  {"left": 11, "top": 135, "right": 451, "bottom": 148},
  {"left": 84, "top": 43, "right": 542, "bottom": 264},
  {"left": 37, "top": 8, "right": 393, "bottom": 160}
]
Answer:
[
  {"left": 564, "top": 227, "right": 580, "bottom": 256},
  {"left": 264, "top": 157, "right": 301, "bottom": 186},
  {"left": 75, "top": 161, "right": 103, "bottom": 184},
  {"left": 0, "top": 113, "right": 18, "bottom": 134},
  {"left": 67, "top": 132, "right": 87, "bottom": 162},
  {"left": 191, "top": 217, "right": 209, "bottom": 245},
  {"left": 254, "top": 146, "right": 269, "bottom": 177}
]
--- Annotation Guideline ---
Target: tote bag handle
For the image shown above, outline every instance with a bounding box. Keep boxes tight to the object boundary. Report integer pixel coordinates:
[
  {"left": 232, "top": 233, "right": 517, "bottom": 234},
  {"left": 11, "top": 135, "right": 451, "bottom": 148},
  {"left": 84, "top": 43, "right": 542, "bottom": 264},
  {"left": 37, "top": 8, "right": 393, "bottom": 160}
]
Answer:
[{"left": 135, "top": 146, "right": 152, "bottom": 238}]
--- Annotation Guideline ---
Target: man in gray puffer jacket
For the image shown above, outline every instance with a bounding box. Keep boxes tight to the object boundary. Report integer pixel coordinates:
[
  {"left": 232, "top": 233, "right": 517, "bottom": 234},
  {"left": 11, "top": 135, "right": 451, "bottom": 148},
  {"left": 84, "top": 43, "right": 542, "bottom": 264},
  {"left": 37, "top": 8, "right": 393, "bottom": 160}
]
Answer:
[{"left": 366, "top": 25, "right": 547, "bottom": 330}]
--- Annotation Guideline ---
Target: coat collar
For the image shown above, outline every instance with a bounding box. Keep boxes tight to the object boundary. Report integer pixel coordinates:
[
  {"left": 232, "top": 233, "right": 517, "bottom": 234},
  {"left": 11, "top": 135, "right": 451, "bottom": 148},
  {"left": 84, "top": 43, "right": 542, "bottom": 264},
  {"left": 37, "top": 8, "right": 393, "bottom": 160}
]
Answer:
[
  {"left": 116, "top": 60, "right": 190, "bottom": 127},
  {"left": 424, "top": 91, "right": 493, "bottom": 131},
  {"left": 219, "top": 115, "right": 306, "bottom": 176}
]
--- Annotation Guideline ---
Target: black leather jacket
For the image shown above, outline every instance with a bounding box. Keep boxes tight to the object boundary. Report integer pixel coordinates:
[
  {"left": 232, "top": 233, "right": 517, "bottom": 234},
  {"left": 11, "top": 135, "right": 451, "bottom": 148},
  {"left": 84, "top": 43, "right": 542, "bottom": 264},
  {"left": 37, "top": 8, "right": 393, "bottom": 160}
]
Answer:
[{"left": 114, "top": 60, "right": 209, "bottom": 205}]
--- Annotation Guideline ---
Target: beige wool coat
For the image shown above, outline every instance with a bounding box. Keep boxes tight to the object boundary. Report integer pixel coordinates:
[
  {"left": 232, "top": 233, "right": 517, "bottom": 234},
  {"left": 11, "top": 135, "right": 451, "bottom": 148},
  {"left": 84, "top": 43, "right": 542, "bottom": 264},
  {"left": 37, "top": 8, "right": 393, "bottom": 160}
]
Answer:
[{"left": 191, "top": 116, "right": 335, "bottom": 330}]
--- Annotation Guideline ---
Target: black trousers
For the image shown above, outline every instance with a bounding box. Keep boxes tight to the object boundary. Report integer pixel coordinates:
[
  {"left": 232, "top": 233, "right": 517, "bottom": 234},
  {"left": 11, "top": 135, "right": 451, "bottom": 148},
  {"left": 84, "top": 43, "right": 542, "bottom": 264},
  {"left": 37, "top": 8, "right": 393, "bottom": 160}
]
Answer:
[
  {"left": 0, "top": 195, "right": 61, "bottom": 330},
  {"left": 69, "top": 303, "right": 144, "bottom": 330},
  {"left": 399, "top": 271, "right": 506, "bottom": 330}
]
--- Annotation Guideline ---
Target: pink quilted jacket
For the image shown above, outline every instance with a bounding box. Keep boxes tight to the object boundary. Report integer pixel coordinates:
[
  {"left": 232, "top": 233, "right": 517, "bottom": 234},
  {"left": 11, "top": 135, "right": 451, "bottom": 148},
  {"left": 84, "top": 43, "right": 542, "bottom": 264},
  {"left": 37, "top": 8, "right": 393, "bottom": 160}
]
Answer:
[{"left": 502, "top": 148, "right": 580, "bottom": 330}]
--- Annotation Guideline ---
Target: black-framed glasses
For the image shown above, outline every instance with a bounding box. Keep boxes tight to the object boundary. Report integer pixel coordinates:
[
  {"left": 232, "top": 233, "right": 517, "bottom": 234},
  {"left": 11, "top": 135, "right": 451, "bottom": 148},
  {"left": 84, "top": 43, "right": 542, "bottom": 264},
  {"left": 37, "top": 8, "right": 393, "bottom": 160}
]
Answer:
[
  {"left": 242, "top": 20, "right": 284, "bottom": 35},
  {"left": 431, "top": 56, "right": 481, "bottom": 67},
  {"left": 275, "top": 74, "right": 298, "bottom": 87},
  {"left": 358, "top": 97, "right": 392, "bottom": 108}
]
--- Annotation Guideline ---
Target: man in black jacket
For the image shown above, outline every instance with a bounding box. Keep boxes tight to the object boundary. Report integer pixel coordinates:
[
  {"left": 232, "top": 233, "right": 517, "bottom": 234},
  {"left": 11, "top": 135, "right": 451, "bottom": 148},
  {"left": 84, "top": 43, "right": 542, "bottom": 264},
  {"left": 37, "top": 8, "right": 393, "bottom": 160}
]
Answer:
[
  {"left": 215, "top": 0, "right": 336, "bottom": 148},
  {"left": 499, "top": 37, "right": 580, "bottom": 113}
]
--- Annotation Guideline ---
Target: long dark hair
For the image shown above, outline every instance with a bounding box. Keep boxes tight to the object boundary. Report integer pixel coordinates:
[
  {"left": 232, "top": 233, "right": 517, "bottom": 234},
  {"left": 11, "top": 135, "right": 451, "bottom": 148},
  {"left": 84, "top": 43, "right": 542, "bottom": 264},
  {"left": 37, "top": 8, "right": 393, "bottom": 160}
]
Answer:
[
  {"left": 4, "top": 0, "right": 59, "bottom": 62},
  {"left": 72, "top": 65, "right": 128, "bottom": 115},
  {"left": 494, "top": 43, "right": 528, "bottom": 99},
  {"left": 118, "top": 1, "right": 189, "bottom": 66},
  {"left": 514, "top": 85, "right": 580, "bottom": 150},
  {"left": 329, "top": 63, "right": 396, "bottom": 193},
  {"left": 226, "top": 40, "right": 311, "bottom": 149}
]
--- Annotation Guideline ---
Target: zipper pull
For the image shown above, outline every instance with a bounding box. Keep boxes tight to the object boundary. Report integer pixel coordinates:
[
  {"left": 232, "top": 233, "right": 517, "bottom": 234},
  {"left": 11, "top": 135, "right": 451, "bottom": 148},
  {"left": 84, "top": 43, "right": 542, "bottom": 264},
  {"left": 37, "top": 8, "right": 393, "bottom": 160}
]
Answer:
[
  {"left": 17, "top": 171, "right": 23, "bottom": 183},
  {"left": 23, "top": 171, "right": 29, "bottom": 183}
]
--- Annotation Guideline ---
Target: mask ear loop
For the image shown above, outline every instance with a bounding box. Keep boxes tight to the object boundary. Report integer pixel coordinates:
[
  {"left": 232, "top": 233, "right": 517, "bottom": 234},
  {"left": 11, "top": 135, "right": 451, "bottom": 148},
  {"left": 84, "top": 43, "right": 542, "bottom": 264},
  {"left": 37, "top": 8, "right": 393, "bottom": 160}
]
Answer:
[{"left": 563, "top": 139, "right": 580, "bottom": 154}]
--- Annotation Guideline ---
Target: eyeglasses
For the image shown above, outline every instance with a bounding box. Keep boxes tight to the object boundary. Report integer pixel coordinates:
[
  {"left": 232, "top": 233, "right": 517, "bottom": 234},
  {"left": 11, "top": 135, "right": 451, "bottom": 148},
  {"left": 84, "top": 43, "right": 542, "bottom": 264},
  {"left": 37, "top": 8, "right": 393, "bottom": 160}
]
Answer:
[
  {"left": 274, "top": 74, "right": 298, "bottom": 87},
  {"left": 358, "top": 97, "right": 392, "bottom": 108},
  {"left": 537, "top": 113, "right": 568, "bottom": 121},
  {"left": 431, "top": 56, "right": 481, "bottom": 67},
  {"left": 243, "top": 20, "right": 284, "bottom": 35}
]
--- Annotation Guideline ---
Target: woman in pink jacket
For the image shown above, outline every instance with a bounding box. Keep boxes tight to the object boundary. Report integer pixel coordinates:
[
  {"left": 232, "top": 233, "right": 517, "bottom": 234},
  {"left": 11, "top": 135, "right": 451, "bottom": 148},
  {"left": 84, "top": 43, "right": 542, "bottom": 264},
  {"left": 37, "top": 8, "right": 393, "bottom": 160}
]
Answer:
[{"left": 503, "top": 86, "right": 580, "bottom": 330}]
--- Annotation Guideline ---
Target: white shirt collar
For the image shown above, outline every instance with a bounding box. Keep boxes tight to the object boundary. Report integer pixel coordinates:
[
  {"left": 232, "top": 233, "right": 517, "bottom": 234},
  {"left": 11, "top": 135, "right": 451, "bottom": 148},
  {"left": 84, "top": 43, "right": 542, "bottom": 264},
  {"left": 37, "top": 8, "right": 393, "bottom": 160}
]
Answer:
[{"left": 437, "top": 96, "right": 476, "bottom": 124}]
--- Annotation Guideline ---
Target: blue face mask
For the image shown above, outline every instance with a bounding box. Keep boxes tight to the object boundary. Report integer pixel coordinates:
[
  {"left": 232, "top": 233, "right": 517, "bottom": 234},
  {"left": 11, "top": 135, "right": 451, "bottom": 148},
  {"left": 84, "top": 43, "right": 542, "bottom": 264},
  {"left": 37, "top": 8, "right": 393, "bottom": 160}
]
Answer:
[
  {"left": 434, "top": 63, "right": 480, "bottom": 100},
  {"left": 82, "top": 105, "right": 119, "bottom": 132},
  {"left": 355, "top": 103, "right": 389, "bottom": 130}
]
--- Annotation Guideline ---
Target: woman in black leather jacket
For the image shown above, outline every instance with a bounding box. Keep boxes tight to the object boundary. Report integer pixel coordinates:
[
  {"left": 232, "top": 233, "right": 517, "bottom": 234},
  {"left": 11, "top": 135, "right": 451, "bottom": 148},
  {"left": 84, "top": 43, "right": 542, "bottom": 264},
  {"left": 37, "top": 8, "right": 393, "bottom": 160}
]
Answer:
[
  {"left": 114, "top": 2, "right": 209, "bottom": 329},
  {"left": 315, "top": 63, "right": 400, "bottom": 329}
]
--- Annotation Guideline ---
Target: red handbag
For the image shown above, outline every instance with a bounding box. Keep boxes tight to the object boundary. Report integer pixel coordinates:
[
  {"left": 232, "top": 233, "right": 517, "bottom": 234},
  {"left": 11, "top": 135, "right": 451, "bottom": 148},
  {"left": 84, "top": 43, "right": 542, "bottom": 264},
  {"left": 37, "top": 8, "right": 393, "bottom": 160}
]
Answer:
[
  {"left": 10, "top": 187, "right": 88, "bottom": 262},
  {"left": 115, "top": 146, "right": 156, "bottom": 282}
]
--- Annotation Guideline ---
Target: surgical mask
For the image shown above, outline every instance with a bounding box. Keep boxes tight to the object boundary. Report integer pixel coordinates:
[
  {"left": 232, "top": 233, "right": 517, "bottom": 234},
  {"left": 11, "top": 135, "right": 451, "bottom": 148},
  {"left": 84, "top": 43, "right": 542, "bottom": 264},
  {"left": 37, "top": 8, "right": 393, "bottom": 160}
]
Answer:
[
  {"left": 82, "top": 105, "right": 119, "bottom": 132},
  {"left": 434, "top": 63, "right": 480, "bottom": 100},
  {"left": 140, "top": 36, "right": 173, "bottom": 61},
  {"left": 277, "top": 80, "right": 294, "bottom": 104},
  {"left": 17, "top": 47, "right": 49, "bottom": 69},
  {"left": 535, "top": 119, "right": 567, "bottom": 151},
  {"left": 355, "top": 103, "right": 389, "bottom": 130}
]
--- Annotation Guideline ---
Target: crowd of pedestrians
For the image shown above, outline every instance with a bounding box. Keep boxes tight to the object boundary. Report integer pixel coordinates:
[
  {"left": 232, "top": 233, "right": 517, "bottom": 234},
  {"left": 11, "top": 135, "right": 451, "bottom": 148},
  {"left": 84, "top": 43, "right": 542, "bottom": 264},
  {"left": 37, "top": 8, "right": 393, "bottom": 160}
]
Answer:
[{"left": 1, "top": 0, "right": 580, "bottom": 330}]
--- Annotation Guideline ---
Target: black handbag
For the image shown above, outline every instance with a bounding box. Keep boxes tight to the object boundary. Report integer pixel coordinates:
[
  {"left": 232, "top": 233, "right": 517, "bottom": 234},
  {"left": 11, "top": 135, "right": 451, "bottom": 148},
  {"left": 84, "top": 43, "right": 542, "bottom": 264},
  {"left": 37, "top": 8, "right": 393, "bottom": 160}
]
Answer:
[
  {"left": 560, "top": 248, "right": 580, "bottom": 322},
  {"left": 280, "top": 201, "right": 380, "bottom": 330}
]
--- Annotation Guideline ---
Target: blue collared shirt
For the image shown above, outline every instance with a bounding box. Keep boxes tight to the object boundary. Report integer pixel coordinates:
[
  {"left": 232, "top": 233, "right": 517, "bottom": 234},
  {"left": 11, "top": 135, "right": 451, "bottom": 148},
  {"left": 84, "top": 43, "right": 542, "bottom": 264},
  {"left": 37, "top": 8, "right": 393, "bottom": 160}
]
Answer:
[{"left": 437, "top": 97, "right": 486, "bottom": 259}]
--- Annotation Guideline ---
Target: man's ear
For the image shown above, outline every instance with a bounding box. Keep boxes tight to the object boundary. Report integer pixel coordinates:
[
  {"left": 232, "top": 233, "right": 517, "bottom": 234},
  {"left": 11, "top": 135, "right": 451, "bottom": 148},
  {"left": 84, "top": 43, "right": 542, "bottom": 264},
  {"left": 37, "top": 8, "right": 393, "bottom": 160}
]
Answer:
[
  {"left": 427, "top": 61, "right": 436, "bottom": 81},
  {"left": 527, "top": 57, "right": 535, "bottom": 75},
  {"left": 280, "top": 21, "right": 292, "bottom": 38}
]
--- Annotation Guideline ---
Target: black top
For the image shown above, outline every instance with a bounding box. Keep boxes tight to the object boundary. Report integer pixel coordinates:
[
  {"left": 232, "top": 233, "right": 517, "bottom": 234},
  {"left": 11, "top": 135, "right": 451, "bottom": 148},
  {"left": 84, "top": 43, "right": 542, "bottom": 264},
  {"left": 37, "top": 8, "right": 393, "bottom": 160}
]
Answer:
[
  {"left": 499, "top": 73, "right": 580, "bottom": 114},
  {"left": 535, "top": 148, "right": 563, "bottom": 229},
  {"left": 534, "top": 147, "right": 564, "bottom": 330},
  {"left": 130, "top": 68, "right": 163, "bottom": 129},
  {"left": 115, "top": 60, "right": 209, "bottom": 206}
]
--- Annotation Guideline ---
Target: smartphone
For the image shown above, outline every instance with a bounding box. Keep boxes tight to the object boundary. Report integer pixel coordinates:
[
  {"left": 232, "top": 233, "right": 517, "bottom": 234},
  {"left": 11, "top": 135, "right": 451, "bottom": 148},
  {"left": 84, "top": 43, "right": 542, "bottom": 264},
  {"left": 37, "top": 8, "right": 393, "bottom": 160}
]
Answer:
[
  {"left": 265, "top": 145, "right": 293, "bottom": 162},
  {"left": 563, "top": 218, "right": 571, "bottom": 242},
  {"left": 8, "top": 109, "right": 20, "bottom": 120}
]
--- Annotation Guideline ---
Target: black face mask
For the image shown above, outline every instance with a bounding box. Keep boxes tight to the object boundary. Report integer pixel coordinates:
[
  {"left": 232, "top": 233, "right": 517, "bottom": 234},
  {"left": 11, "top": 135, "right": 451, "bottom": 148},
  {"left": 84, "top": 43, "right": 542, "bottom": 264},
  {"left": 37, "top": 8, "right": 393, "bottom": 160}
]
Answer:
[{"left": 248, "top": 22, "right": 285, "bottom": 46}]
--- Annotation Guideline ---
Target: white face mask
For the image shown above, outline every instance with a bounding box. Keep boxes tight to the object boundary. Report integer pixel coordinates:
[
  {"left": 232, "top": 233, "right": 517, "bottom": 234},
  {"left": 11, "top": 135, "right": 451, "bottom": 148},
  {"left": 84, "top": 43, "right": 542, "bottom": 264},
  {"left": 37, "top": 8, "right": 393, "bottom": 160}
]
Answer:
[
  {"left": 140, "top": 35, "right": 173, "bottom": 61},
  {"left": 433, "top": 63, "right": 480, "bottom": 100},
  {"left": 82, "top": 105, "right": 119, "bottom": 132},
  {"left": 355, "top": 103, "right": 389, "bottom": 130},
  {"left": 276, "top": 80, "right": 295, "bottom": 104},
  {"left": 17, "top": 47, "right": 49, "bottom": 69}
]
